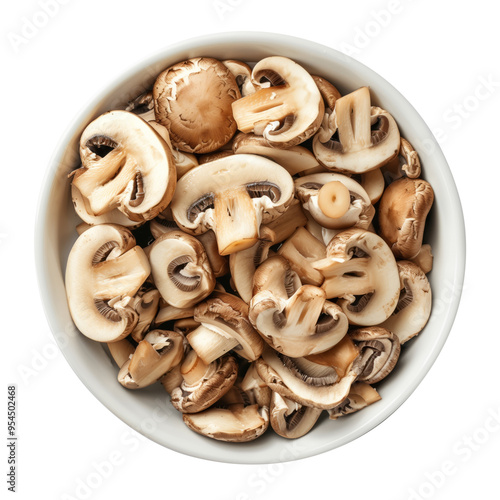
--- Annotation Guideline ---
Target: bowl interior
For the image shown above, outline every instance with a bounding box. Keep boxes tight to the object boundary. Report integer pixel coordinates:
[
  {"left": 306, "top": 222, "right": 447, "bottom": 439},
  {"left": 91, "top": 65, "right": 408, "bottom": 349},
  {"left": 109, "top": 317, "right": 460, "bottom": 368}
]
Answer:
[{"left": 35, "top": 32, "right": 465, "bottom": 464}]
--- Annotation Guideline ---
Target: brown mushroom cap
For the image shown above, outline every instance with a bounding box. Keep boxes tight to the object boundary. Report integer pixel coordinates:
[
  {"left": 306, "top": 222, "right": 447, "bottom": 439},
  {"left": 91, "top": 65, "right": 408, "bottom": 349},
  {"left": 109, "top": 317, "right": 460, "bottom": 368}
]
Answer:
[
  {"left": 153, "top": 57, "right": 240, "bottom": 154},
  {"left": 378, "top": 177, "right": 434, "bottom": 259}
]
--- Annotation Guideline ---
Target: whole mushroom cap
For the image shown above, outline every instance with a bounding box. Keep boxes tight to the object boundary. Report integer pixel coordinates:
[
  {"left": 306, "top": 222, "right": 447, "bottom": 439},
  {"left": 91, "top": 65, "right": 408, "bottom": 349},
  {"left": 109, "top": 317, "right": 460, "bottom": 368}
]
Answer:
[{"left": 153, "top": 57, "right": 240, "bottom": 154}]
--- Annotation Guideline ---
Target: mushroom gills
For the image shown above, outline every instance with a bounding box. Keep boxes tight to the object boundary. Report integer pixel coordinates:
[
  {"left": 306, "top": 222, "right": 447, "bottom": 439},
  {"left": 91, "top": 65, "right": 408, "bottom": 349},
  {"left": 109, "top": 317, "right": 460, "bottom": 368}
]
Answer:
[
  {"left": 187, "top": 193, "right": 215, "bottom": 223},
  {"left": 277, "top": 353, "right": 339, "bottom": 386},
  {"left": 167, "top": 255, "right": 201, "bottom": 292},
  {"left": 85, "top": 135, "right": 118, "bottom": 157}
]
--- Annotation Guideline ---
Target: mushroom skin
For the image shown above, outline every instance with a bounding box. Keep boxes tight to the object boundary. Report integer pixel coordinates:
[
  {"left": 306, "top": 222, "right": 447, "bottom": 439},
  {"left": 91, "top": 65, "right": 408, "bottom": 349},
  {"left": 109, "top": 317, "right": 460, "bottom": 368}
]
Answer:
[
  {"left": 170, "top": 352, "right": 238, "bottom": 413},
  {"left": 313, "top": 228, "right": 400, "bottom": 326},
  {"left": 378, "top": 261, "right": 432, "bottom": 344},
  {"left": 249, "top": 256, "right": 349, "bottom": 358},
  {"left": 153, "top": 57, "right": 240, "bottom": 154},
  {"left": 350, "top": 327, "right": 401, "bottom": 384},
  {"left": 313, "top": 87, "right": 400, "bottom": 174},
  {"left": 270, "top": 391, "right": 323, "bottom": 439},
  {"left": 378, "top": 177, "right": 434, "bottom": 259},
  {"left": 232, "top": 56, "right": 324, "bottom": 147},
  {"left": 295, "top": 173, "right": 375, "bottom": 230},
  {"left": 65, "top": 224, "right": 151, "bottom": 343},
  {"left": 170, "top": 154, "right": 294, "bottom": 255},
  {"left": 149, "top": 230, "right": 215, "bottom": 309},
  {"left": 72, "top": 110, "right": 177, "bottom": 223}
]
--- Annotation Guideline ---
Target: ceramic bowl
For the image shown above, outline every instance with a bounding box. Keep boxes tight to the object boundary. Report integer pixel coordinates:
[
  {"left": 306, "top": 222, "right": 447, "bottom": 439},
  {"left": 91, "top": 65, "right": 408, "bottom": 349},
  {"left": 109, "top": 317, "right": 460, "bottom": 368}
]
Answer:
[{"left": 35, "top": 32, "right": 466, "bottom": 464}]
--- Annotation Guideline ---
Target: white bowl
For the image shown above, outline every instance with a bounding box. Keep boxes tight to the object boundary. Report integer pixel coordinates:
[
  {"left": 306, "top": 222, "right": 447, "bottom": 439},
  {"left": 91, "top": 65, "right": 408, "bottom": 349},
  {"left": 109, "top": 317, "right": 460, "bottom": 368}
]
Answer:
[{"left": 35, "top": 32, "right": 466, "bottom": 464}]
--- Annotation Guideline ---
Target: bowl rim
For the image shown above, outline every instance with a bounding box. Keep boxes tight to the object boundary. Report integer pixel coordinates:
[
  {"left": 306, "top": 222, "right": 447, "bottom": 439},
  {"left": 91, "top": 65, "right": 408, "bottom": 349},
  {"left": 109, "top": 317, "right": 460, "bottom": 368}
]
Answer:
[{"left": 34, "top": 31, "right": 466, "bottom": 464}]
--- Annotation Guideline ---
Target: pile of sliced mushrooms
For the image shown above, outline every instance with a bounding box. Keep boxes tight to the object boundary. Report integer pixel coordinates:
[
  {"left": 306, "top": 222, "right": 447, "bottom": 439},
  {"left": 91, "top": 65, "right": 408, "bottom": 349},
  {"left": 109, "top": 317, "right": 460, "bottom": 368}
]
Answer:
[{"left": 65, "top": 56, "right": 434, "bottom": 442}]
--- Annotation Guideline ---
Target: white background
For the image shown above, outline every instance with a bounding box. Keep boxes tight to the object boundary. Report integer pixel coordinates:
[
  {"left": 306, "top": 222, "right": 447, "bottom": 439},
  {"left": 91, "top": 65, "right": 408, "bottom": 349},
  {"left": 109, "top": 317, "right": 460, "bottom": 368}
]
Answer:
[{"left": 2, "top": 1, "right": 499, "bottom": 499}]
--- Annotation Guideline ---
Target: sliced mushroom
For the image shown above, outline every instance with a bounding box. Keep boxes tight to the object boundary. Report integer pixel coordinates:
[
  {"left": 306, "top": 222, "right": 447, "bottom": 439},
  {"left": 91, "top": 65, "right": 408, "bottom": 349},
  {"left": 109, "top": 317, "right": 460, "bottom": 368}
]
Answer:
[
  {"left": 264, "top": 199, "right": 307, "bottom": 244},
  {"left": 305, "top": 335, "right": 359, "bottom": 378},
  {"left": 107, "top": 338, "right": 135, "bottom": 368},
  {"left": 126, "top": 89, "right": 155, "bottom": 121},
  {"left": 313, "top": 87, "right": 400, "bottom": 173},
  {"left": 295, "top": 173, "right": 374, "bottom": 230},
  {"left": 378, "top": 177, "right": 434, "bottom": 259},
  {"left": 198, "top": 150, "right": 234, "bottom": 164},
  {"left": 71, "top": 110, "right": 176, "bottom": 222},
  {"left": 196, "top": 230, "right": 230, "bottom": 278},
  {"left": 270, "top": 391, "right": 323, "bottom": 439},
  {"left": 65, "top": 224, "right": 151, "bottom": 342},
  {"left": 313, "top": 228, "right": 400, "bottom": 325},
  {"left": 183, "top": 403, "right": 269, "bottom": 443},
  {"left": 160, "top": 364, "right": 183, "bottom": 395},
  {"left": 170, "top": 154, "right": 294, "bottom": 255},
  {"left": 170, "top": 350, "right": 238, "bottom": 413},
  {"left": 249, "top": 256, "right": 349, "bottom": 358},
  {"left": 149, "top": 213, "right": 180, "bottom": 239},
  {"left": 350, "top": 327, "right": 401, "bottom": 384},
  {"left": 147, "top": 120, "right": 199, "bottom": 179},
  {"left": 188, "top": 291, "right": 264, "bottom": 364},
  {"left": 303, "top": 211, "right": 342, "bottom": 247},
  {"left": 149, "top": 230, "right": 215, "bottom": 309},
  {"left": 351, "top": 168, "right": 385, "bottom": 204},
  {"left": 382, "top": 137, "right": 421, "bottom": 183},
  {"left": 229, "top": 226, "right": 275, "bottom": 303},
  {"left": 409, "top": 244, "right": 433, "bottom": 274},
  {"left": 277, "top": 227, "right": 326, "bottom": 286},
  {"left": 118, "top": 330, "right": 184, "bottom": 389},
  {"left": 256, "top": 346, "right": 356, "bottom": 410},
  {"left": 378, "top": 261, "right": 432, "bottom": 344},
  {"left": 153, "top": 57, "right": 240, "bottom": 153},
  {"left": 223, "top": 59, "right": 257, "bottom": 96},
  {"left": 154, "top": 299, "right": 194, "bottom": 325},
  {"left": 328, "top": 382, "right": 381, "bottom": 419},
  {"left": 239, "top": 363, "right": 272, "bottom": 408},
  {"left": 232, "top": 56, "right": 324, "bottom": 147},
  {"left": 129, "top": 286, "right": 161, "bottom": 342},
  {"left": 312, "top": 75, "right": 342, "bottom": 111},
  {"left": 232, "top": 132, "right": 321, "bottom": 176}
]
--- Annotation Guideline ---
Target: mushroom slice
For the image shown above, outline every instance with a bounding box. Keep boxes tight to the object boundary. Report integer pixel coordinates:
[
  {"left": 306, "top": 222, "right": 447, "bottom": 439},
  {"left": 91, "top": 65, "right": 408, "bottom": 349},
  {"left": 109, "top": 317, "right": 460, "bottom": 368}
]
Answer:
[
  {"left": 71, "top": 184, "right": 141, "bottom": 228},
  {"left": 198, "top": 150, "right": 234, "bottom": 164},
  {"left": 378, "top": 261, "right": 432, "bottom": 344},
  {"left": 173, "top": 318, "right": 200, "bottom": 336},
  {"left": 232, "top": 56, "right": 324, "bottom": 147},
  {"left": 183, "top": 404, "right": 269, "bottom": 443},
  {"left": 65, "top": 224, "right": 151, "bottom": 342},
  {"left": 107, "top": 338, "right": 135, "bottom": 368},
  {"left": 305, "top": 335, "right": 360, "bottom": 378},
  {"left": 118, "top": 330, "right": 184, "bottom": 389},
  {"left": 378, "top": 177, "right": 434, "bottom": 259},
  {"left": 188, "top": 291, "right": 264, "bottom": 364},
  {"left": 313, "top": 228, "right": 400, "bottom": 326},
  {"left": 149, "top": 230, "right": 215, "bottom": 309},
  {"left": 264, "top": 199, "right": 307, "bottom": 244},
  {"left": 126, "top": 90, "right": 155, "bottom": 121},
  {"left": 382, "top": 137, "right": 421, "bottom": 183},
  {"left": 223, "top": 59, "right": 257, "bottom": 96},
  {"left": 129, "top": 286, "right": 161, "bottom": 342},
  {"left": 295, "top": 173, "right": 375, "bottom": 230},
  {"left": 170, "top": 350, "right": 238, "bottom": 413},
  {"left": 351, "top": 168, "right": 385, "bottom": 205},
  {"left": 196, "top": 230, "right": 230, "bottom": 278},
  {"left": 170, "top": 154, "right": 294, "bottom": 255},
  {"left": 256, "top": 347, "right": 356, "bottom": 410},
  {"left": 229, "top": 226, "right": 276, "bottom": 303},
  {"left": 249, "top": 256, "right": 348, "bottom": 358},
  {"left": 409, "top": 244, "right": 433, "bottom": 274},
  {"left": 270, "top": 392, "right": 323, "bottom": 439},
  {"left": 278, "top": 227, "right": 326, "bottom": 286},
  {"left": 146, "top": 120, "right": 199, "bottom": 179},
  {"left": 350, "top": 327, "right": 401, "bottom": 384},
  {"left": 328, "top": 382, "right": 381, "bottom": 419},
  {"left": 154, "top": 299, "right": 194, "bottom": 326},
  {"left": 313, "top": 87, "right": 400, "bottom": 173},
  {"left": 232, "top": 132, "right": 321, "bottom": 176},
  {"left": 161, "top": 364, "right": 183, "bottom": 395},
  {"left": 72, "top": 110, "right": 176, "bottom": 222},
  {"left": 239, "top": 363, "right": 272, "bottom": 408},
  {"left": 312, "top": 75, "right": 342, "bottom": 111},
  {"left": 153, "top": 57, "right": 240, "bottom": 154},
  {"left": 149, "top": 214, "right": 180, "bottom": 239}
]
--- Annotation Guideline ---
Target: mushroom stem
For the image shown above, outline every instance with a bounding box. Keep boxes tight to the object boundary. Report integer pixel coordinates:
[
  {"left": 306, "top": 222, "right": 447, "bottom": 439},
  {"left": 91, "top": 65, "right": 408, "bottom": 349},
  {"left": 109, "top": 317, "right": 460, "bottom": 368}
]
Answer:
[
  {"left": 187, "top": 325, "right": 239, "bottom": 364},
  {"left": 317, "top": 181, "right": 351, "bottom": 219},
  {"left": 283, "top": 286, "right": 326, "bottom": 334},
  {"left": 213, "top": 187, "right": 260, "bottom": 255},
  {"left": 181, "top": 350, "right": 210, "bottom": 385},
  {"left": 265, "top": 200, "right": 307, "bottom": 244}
]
